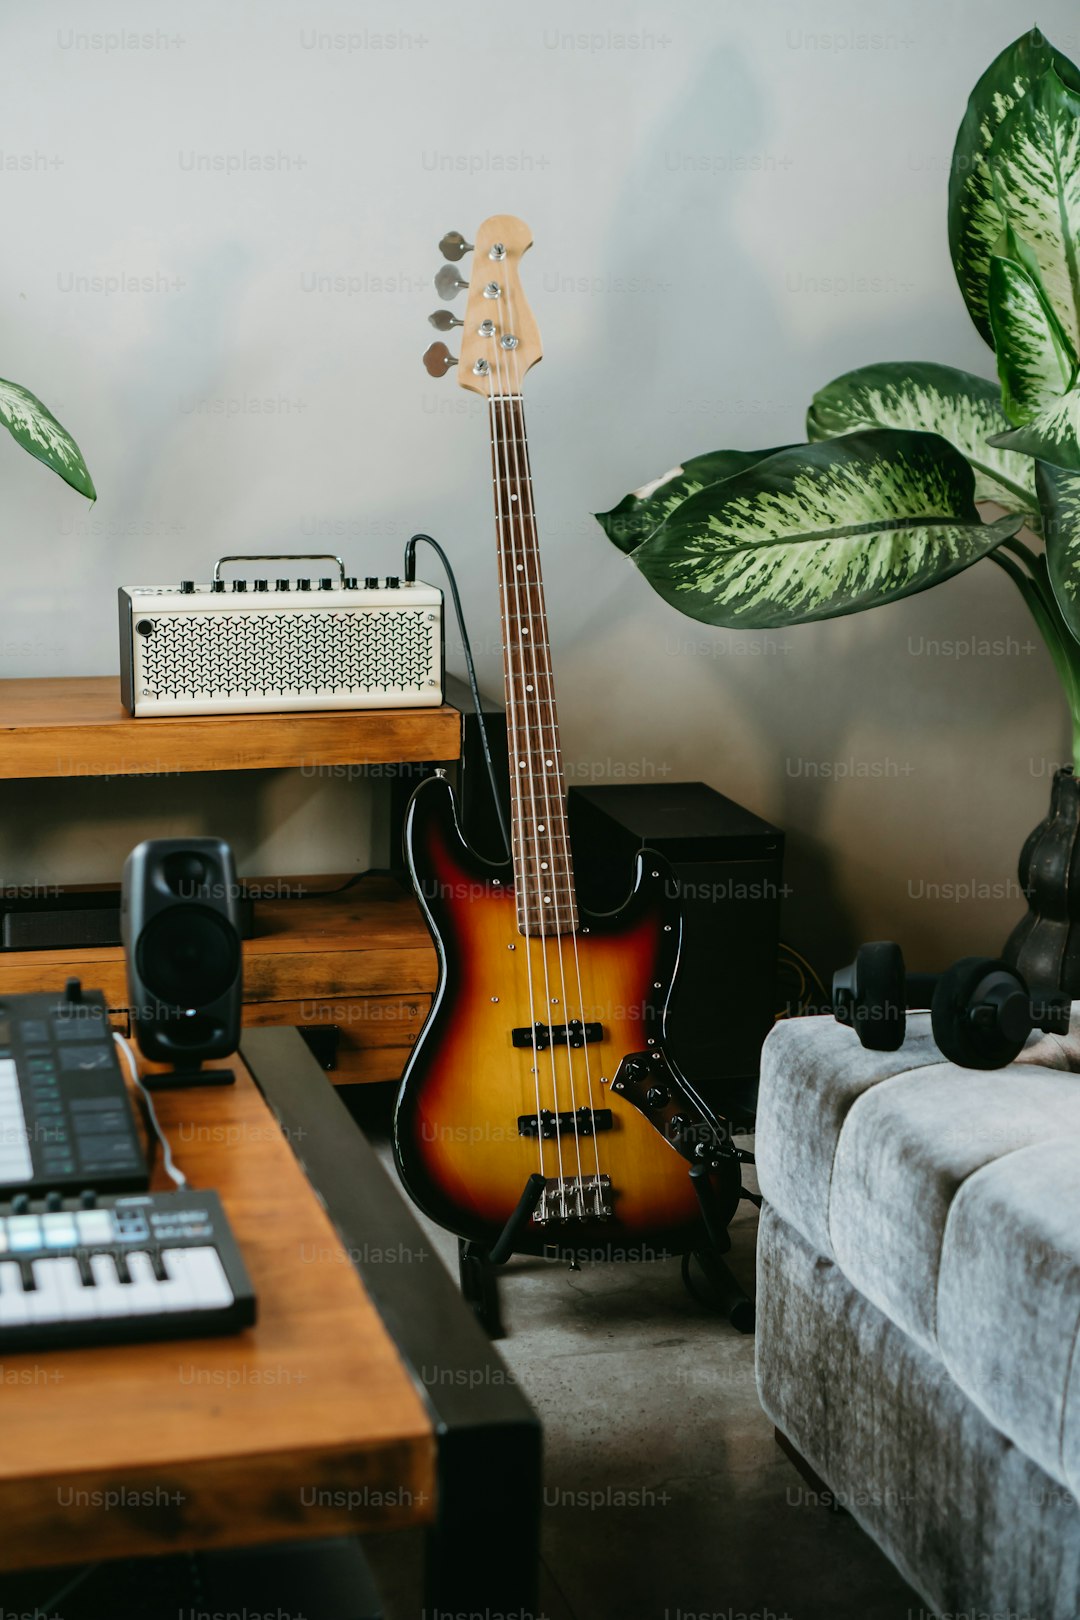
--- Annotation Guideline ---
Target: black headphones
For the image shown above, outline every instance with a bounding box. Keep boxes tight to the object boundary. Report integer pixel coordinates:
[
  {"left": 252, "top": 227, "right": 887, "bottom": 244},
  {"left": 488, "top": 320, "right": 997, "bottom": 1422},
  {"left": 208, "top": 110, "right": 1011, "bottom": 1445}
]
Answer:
[{"left": 833, "top": 941, "right": 1070, "bottom": 1069}]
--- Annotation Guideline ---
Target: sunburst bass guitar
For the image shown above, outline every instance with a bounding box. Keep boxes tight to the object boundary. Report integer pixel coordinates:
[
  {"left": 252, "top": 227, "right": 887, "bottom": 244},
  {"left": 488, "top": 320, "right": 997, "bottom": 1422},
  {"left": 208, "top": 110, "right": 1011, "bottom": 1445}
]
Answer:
[{"left": 394, "top": 216, "right": 743, "bottom": 1265}]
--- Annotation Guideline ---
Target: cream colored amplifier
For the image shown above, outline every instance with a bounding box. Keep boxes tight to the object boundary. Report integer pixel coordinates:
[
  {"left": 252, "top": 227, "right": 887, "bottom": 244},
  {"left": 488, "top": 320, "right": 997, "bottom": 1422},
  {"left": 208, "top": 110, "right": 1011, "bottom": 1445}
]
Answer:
[{"left": 119, "top": 554, "right": 443, "bottom": 717}]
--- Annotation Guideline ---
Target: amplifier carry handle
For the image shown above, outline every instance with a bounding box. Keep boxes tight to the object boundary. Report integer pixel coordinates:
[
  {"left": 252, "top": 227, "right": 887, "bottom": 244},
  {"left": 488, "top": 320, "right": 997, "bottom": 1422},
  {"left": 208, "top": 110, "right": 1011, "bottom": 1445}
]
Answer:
[{"left": 213, "top": 553, "right": 346, "bottom": 584}]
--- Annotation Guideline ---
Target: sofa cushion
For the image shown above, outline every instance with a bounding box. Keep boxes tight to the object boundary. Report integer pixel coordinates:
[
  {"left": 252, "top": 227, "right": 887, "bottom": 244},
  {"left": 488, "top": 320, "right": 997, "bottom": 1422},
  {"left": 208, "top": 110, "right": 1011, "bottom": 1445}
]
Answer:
[{"left": 757, "top": 1012, "right": 1080, "bottom": 1490}]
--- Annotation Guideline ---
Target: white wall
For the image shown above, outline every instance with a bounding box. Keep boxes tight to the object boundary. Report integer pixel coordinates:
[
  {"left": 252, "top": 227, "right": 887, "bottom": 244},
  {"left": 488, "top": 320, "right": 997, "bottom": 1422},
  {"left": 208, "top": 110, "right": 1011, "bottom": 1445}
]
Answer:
[{"left": 1, "top": 0, "right": 1073, "bottom": 969}]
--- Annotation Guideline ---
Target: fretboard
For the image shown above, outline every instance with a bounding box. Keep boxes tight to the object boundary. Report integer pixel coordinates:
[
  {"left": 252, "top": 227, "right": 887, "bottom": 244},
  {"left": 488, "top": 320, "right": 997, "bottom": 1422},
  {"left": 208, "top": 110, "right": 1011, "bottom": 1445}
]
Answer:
[{"left": 489, "top": 394, "right": 578, "bottom": 937}]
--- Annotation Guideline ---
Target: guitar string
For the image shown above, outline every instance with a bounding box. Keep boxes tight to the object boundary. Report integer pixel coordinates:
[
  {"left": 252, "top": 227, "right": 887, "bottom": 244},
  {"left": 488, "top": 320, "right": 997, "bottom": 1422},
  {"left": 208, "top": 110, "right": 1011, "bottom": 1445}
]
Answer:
[
  {"left": 484, "top": 327, "right": 563, "bottom": 1199},
  {"left": 488, "top": 335, "right": 579, "bottom": 1211},
  {"left": 492, "top": 340, "right": 587, "bottom": 1209},
  {"left": 499, "top": 283, "right": 605, "bottom": 1212},
  {"left": 489, "top": 330, "right": 579, "bottom": 1212},
  {"left": 498, "top": 354, "right": 608, "bottom": 1211}
]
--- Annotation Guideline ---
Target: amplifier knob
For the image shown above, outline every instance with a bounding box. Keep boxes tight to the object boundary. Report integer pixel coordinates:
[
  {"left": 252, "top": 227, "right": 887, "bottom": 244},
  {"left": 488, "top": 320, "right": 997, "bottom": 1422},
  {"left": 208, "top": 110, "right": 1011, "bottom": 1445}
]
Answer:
[
  {"left": 275, "top": 578, "right": 289, "bottom": 591},
  {"left": 344, "top": 576, "right": 358, "bottom": 589},
  {"left": 254, "top": 578, "right": 268, "bottom": 592},
  {"left": 298, "top": 578, "right": 311, "bottom": 591},
  {"left": 232, "top": 579, "right": 247, "bottom": 592},
  {"left": 385, "top": 575, "right": 400, "bottom": 588},
  {"left": 365, "top": 576, "right": 378, "bottom": 589},
  {"left": 212, "top": 580, "right": 226, "bottom": 593},
  {"left": 319, "top": 577, "right": 333, "bottom": 590},
  {"left": 180, "top": 579, "right": 195, "bottom": 594}
]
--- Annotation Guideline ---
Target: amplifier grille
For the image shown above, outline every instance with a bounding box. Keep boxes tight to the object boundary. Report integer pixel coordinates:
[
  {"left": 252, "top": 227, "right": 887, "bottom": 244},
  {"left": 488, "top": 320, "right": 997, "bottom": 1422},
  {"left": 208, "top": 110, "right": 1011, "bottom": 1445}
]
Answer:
[{"left": 139, "top": 609, "right": 436, "bottom": 699}]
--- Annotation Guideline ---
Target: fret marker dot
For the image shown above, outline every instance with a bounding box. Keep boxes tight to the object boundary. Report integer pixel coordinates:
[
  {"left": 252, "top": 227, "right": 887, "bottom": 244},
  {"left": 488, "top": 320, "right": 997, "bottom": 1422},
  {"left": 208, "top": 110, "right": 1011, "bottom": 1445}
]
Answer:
[
  {"left": 526, "top": 683, "right": 533, "bottom": 691},
  {"left": 538, "top": 823, "right": 545, "bottom": 831},
  {"left": 517, "top": 564, "right": 524, "bottom": 571},
  {"left": 518, "top": 761, "right": 527, "bottom": 769},
  {"left": 544, "top": 896, "right": 552, "bottom": 905},
  {"left": 511, "top": 494, "right": 518, "bottom": 501},
  {"left": 541, "top": 862, "right": 549, "bottom": 870},
  {"left": 545, "top": 759, "right": 553, "bottom": 767}
]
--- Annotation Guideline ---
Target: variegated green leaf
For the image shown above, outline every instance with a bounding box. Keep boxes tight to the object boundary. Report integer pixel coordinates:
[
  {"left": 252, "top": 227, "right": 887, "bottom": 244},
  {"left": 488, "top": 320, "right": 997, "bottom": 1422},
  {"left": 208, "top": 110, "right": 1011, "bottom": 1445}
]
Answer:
[
  {"left": 990, "top": 389, "right": 1080, "bottom": 470},
  {"left": 988, "top": 67, "right": 1080, "bottom": 354},
  {"left": 595, "top": 447, "right": 790, "bottom": 554},
  {"left": 625, "top": 430, "right": 1023, "bottom": 630},
  {"left": 1036, "top": 458, "right": 1080, "bottom": 640},
  {"left": 806, "top": 360, "right": 1036, "bottom": 512},
  {"left": 989, "top": 252, "right": 1076, "bottom": 423},
  {"left": 0, "top": 377, "right": 95, "bottom": 499},
  {"left": 949, "top": 28, "right": 1080, "bottom": 347}
]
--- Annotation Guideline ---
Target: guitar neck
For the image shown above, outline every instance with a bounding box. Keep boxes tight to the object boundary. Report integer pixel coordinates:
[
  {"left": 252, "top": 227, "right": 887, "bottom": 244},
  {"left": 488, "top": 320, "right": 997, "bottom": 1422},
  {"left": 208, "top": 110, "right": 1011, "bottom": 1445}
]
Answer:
[{"left": 489, "top": 393, "right": 578, "bottom": 937}]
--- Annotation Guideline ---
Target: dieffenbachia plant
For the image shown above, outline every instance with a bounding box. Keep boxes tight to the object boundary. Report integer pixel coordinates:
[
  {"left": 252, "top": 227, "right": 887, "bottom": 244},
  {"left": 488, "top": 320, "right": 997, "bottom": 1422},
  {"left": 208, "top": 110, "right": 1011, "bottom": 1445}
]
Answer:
[
  {"left": 0, "top": 377, "right": 95, "bottom": 499},
  {"left": 596, "top": 27, "right": 1080, "bottom": 764}
]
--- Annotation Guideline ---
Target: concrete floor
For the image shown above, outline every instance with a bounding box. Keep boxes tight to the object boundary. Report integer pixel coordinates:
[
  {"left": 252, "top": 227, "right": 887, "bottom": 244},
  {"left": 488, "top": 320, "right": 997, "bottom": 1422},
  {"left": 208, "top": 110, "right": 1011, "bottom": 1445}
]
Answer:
[{"left": 352, "top": 1095, "right": 922, "bottom": 1620}]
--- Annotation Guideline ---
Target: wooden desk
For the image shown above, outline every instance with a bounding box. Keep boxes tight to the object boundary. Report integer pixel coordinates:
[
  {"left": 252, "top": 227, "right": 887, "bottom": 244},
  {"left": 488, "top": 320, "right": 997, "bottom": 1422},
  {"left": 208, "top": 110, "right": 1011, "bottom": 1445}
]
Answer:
[{"left": 0, "top": 1028, "right": 540, "bottom": 1609}]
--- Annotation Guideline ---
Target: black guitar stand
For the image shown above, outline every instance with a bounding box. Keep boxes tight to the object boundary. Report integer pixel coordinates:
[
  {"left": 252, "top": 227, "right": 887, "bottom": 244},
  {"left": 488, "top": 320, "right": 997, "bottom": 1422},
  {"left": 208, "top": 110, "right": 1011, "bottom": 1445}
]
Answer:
[{"left": 457, "top": 1159, "right": 757, "bottom": 1340}]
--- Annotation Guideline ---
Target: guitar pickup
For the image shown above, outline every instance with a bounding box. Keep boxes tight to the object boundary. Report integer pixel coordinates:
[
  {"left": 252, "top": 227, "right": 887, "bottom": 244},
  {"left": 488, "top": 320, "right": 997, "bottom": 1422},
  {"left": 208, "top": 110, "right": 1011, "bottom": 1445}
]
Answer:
[
  {"left": 511, "top": 1021, "right": 603, "bottom": 1051},
  {"left": 518, "top": 1108, "right": 613, "bottom": 1139}
]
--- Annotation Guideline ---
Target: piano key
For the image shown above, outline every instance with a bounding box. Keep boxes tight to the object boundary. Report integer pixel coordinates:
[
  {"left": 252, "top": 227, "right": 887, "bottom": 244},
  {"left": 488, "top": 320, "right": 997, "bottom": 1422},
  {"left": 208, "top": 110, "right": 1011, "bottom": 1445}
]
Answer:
[
  {"left": 124, "top": 1251, "right": 165, "bottom": 1315},
  {"left": 89, "top": 1252, "right": 131, "bottom": 1317},
  {"left": 0, "top": 1260, "right": 29, "bottom": 1326},
  {"left": 28, "top": 1258, "right": 66, "bottom": 1322},
  {"left": 183, "top": 1246, "right": 234, "bottom": 1309},
  {"left": 160, "top": 1247, "right": 202, "bottom": 1311},
  {"left": 49, "top": 1255, "right": 99, "bottom": 1321}
]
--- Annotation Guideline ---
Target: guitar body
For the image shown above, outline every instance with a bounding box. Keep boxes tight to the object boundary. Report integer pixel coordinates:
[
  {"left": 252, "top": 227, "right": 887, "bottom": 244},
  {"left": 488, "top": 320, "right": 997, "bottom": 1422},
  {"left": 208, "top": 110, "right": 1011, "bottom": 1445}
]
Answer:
[{"left": 393, "top": 775, "right": 740, "bottom": 1257}]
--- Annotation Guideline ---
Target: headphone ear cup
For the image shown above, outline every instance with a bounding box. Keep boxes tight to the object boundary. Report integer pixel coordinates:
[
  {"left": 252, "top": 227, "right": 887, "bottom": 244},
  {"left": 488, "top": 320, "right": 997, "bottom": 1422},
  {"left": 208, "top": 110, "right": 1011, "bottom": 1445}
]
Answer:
[
  {"left": 854, "top": 941, "right": 907, "bottom": 1051},
  {"left": 931, "top": 956, "right": 1028, "bottom": 1070}
]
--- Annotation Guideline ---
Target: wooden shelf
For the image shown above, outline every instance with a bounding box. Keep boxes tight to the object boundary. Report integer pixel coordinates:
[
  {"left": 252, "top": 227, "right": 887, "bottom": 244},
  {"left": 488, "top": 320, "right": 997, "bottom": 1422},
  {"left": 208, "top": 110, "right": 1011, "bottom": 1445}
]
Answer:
[
  {"left": 0, "top": 876, "right": 438, "bottom": 1084},
  {"left": 0, "top": 676, "right": 461, "bottom": 778}
]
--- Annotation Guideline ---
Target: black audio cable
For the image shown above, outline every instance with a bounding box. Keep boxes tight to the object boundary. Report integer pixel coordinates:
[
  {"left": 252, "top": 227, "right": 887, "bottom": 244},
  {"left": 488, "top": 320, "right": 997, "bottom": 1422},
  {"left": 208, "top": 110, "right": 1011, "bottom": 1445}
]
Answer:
[{"left": 403, "top": 532, "right": 511, "bottom": 859}]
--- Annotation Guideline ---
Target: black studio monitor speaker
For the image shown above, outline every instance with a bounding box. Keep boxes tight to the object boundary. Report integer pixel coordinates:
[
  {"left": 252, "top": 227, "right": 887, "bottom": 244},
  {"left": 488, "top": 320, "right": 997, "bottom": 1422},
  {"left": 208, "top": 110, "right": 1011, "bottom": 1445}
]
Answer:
[
  {"left": 570, "top": 782, "right": 784, "bottom": 1121},
  {"left": 121, "top": 837, "right": 243, "bottom": 1088}
]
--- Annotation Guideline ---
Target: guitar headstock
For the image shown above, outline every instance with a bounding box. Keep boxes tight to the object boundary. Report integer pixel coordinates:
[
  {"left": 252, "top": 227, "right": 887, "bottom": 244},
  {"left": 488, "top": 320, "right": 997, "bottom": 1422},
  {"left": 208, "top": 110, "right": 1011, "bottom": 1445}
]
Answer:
[{"left": 423, "top": 215, "right": 542, "bottom": 397}]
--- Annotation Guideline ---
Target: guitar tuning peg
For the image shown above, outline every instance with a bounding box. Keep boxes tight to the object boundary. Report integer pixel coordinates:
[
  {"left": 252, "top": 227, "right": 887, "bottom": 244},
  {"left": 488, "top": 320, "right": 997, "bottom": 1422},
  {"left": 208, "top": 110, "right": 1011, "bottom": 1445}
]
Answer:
[
  {"left": 434, "top": 263, "right": 469, "bottom": 301},
  {"left": 423, "top": 341, "right": 458, "bottom": 377},
  {"left": 428, "top": 309, "right": 463, "bottom": 331},
  {"left": 439, "top": 230, "right": 473, "bottom": 261}
]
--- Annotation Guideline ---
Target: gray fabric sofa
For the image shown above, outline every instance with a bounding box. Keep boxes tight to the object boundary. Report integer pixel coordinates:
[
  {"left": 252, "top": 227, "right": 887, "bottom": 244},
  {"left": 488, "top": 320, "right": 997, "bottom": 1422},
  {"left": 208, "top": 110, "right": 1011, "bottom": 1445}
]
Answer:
[{"left": 755, "top": 1011, "right": 1080, "bottom": 1619}]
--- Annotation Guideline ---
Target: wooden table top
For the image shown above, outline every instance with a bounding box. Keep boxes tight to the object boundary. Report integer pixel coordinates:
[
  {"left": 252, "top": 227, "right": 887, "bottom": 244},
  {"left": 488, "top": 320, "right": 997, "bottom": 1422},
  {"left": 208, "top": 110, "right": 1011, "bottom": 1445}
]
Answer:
[
  {"left": 0, "top": 1046, "right": 437, "bottom": 1572},
  {"left": 0, "top": 675, "right": 461, "bottom": 778}
]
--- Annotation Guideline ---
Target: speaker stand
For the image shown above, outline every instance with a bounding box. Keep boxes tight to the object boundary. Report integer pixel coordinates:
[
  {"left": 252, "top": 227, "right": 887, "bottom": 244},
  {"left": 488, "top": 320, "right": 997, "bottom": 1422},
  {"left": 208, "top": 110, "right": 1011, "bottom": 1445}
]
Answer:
[{"left": 142, "top": 1065, "right": 236, "bottom": 1091}]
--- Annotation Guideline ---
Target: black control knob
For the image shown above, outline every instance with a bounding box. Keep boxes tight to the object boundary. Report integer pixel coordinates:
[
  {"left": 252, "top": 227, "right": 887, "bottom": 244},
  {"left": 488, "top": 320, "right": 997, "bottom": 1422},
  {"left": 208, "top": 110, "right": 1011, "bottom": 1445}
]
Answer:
[
  {"left": 385, "top": 575, "right": 400, "bottom": 589},
  {"left": 669, "top": 1114, "right": 688, "bottom": 1132},
  {"left": 365, "top": 575, "right": 378, "bottom": 589},
  {"left": 275, "top": 578, "right": 290, "bottom": 591},
  {"left": 645, "top": 1084, "right": 670, "bottom": 1108},
  {"left": 344, "top": 576, "right": 358, "bottom": 589},
  {"left": 298, "top": 578, "right": 311, "bottom": 591},
  {"left": 180, "top": 579, "right": 195, "bottom": 594},
  {"left": 232, "top": 579, "right": 247, "bottom": 592},
  {"left": 254, "top": 578, "right": 268, "bottom": 592},
  {"left": 64, "top": 977, "right": 82, "bottom": 1004},
  {"left": 621, "top": 1058, "right": 648, "bottom": 1083},
  {"left": 319, "top": 577, "right": 333, "bottom": 590},
  {"left": 11, "top": 1193, "right": 29, "bottom": 1215},
  {"left": 211, "top": 579, "right": 226, "bottom": 593},
  {"left": 46, "top": 1191, "right": 63, "bottom": 1212},
  {"left": 79, "top": 1189, "right": 97, "bottom": 1209}
]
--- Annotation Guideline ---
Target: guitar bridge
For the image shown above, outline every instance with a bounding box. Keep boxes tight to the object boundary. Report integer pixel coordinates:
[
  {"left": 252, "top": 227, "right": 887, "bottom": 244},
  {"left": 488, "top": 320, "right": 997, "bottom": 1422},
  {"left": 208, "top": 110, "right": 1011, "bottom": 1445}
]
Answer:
[{"left": 533, "top": 1174, "right": 612, "bottom": 1225}]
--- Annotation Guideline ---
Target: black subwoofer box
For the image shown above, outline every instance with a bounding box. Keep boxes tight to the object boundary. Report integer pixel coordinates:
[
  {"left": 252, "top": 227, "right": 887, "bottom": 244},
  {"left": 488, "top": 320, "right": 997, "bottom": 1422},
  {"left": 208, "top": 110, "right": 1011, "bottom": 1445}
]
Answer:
[{"left": 569, "top": 782, "right": 784, "bottom": 1119}]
